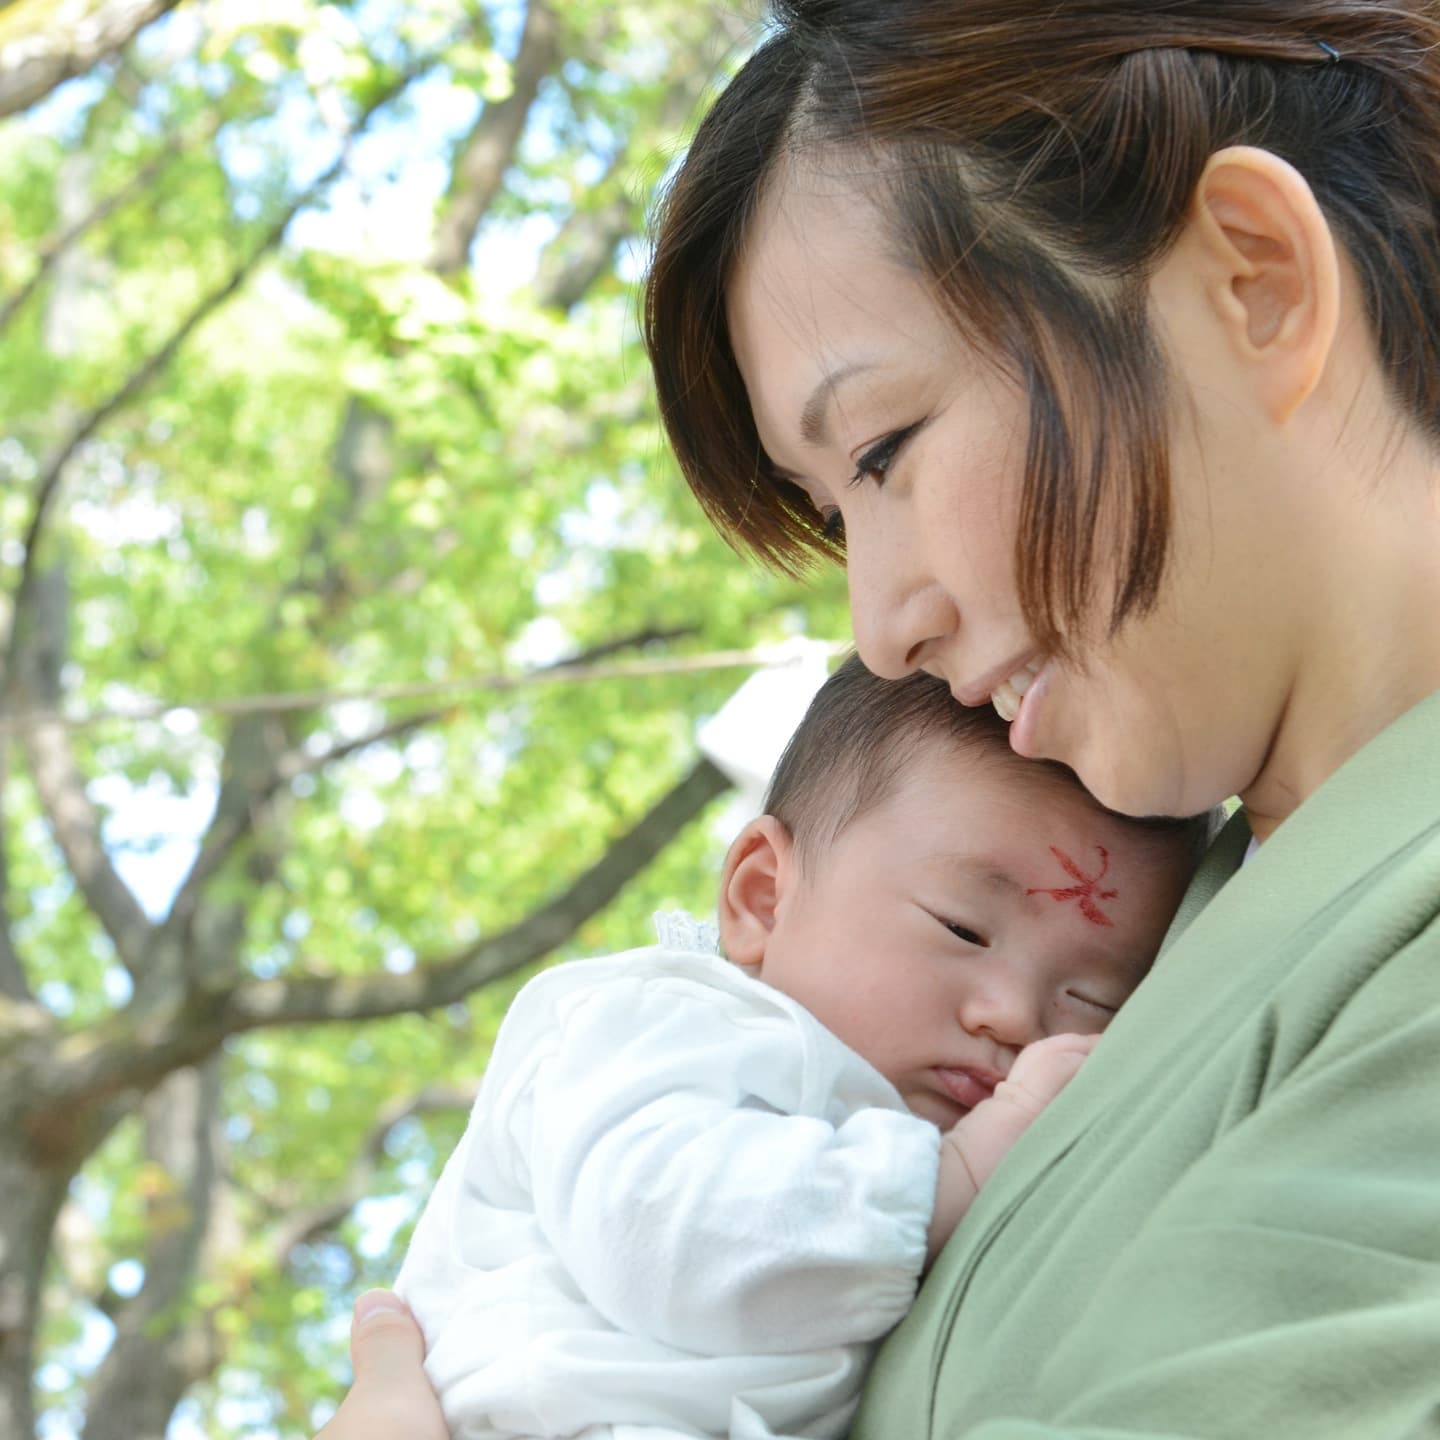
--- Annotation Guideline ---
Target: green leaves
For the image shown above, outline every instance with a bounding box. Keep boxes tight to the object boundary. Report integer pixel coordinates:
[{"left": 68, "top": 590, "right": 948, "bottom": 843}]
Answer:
[{"left": 1, "top": 1, "right": 846, "bottom": 1434}]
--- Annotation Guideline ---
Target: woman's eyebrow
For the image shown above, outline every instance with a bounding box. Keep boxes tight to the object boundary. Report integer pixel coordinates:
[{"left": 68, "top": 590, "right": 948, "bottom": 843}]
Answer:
[{"left": 799, "top": 361, "right": 876, "bottom": 446}]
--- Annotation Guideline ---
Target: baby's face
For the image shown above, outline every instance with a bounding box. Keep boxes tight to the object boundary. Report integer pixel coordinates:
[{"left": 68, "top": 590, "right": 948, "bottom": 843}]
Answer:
[{"left": 752, "top": 740, "right": 1192, "bottom": 1128}]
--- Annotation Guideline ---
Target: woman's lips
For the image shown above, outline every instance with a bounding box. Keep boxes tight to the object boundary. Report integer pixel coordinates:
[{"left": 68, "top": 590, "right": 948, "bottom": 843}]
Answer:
[
  {"left": 956, "top": 653, "right": 1038, "bottom": 709},
  {"left": 1008, "top": 658, "right": 1053, "bottom": 759},
  {"left": 935, "top": 1066, "right": 1003, "bottom": 1111}
]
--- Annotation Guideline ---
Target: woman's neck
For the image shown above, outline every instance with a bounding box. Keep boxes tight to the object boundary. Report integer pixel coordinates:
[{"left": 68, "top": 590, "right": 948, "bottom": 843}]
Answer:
[{"left": 1241, "top": 444, "right": 1440, "bottom": 842}]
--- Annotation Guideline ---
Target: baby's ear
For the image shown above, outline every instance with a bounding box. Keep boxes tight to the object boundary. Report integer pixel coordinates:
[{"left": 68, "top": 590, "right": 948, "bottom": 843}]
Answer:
[{"left": 717, "top": 815, "right": 795, "bottom": 968}]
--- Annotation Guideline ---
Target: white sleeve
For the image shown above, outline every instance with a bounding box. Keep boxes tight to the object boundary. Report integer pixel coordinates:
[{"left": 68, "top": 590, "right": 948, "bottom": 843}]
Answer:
[{"left": 523, "top": 969, "right": 940, "bottom": 1358}]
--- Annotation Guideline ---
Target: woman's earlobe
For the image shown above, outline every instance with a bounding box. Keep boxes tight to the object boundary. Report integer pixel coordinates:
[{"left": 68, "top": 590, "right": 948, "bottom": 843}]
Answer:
[
  {"left": 716, "top": 815, "right": 794, "bottom": 970},
  {"left": 1191, "top": 146, "right": 1341, "bottom": 424}
]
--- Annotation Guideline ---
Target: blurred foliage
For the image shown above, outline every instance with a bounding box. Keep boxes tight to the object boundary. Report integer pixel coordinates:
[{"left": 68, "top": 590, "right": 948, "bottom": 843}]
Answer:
[{"left": 0, "top": 1, "right": 848, "bottom": 1434}]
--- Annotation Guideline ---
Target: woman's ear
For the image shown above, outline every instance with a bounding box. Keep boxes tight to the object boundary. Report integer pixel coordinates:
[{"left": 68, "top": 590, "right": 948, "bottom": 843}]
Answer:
[
  {"left": 1161, "top": 145, "right": 1341, "bottom": 425},
  {"left": 716, "top": 815, "right": 796, "bottom": 969}
]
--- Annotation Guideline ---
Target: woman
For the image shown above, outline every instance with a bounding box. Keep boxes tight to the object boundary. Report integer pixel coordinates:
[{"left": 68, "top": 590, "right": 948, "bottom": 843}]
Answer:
[
  {"left": 327, "top": 1, "right": 1440, "bottom": 1434},
  {"left": 316, "top": 1293, "right": 446, "bottom": 1440}
]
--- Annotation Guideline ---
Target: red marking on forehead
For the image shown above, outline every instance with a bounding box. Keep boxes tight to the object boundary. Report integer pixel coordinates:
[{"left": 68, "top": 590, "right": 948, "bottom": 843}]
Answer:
[{"left": 1026, "top": 845, "right": 1119, "bottom": 928}]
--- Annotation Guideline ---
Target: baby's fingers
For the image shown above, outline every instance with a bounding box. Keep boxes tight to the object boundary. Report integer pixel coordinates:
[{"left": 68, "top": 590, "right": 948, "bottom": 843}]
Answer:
[{"left": 997, "top": 1032, "right": 1099, "bottom": 1111}]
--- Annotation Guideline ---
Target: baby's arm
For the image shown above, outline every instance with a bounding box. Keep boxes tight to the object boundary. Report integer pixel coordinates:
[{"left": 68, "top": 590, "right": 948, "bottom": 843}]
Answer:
[
  {"left": 525, "top": 971, "right": 941, "bottom": 1356},
  {"left": 927, "top": 1032, "right": 1098, "bottom": 1262}
]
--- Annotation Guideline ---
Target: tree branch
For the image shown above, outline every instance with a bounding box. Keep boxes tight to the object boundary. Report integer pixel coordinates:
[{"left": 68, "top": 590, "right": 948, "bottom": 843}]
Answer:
[
  {"left": 0, "top": 0, "right": 184, "bottom": 120},
  {"left": 20, "top": 717, "right": 153, "bottom": 971},
  {"left": 533, "top": 9, "right": 750, "bottom": 312},
  {"left": 0, "top": 52, "right": 435, "bottom": 708},
  {"left": 428, "top": 0, "right": 560, "bottom": 276},
  {"left": 159, "top": 708, "right": 432, "bottom": 944},
  {"left": 162, "top": 625, "right": 697, "bottom": 943},
  {"left": 157, "top": 392, "right": 402, "bottom": 941},
  {"left": 15, "top": 564, "right": 152, "bottom": 975},
  {"left": 41, "top": 756, "right": 732, "bottom": 1110},
  {"left": 0, "top": 111, "right": 217, "bottom": 337},
  {"left": 270, "top": 1080, "right": 478, "bottom": 1263},
  {"left": 79, "top": 1061, "right": 226, "bottom": 1440},
  {"left": 0, "top": 744, "right": 30, "bottom": 1002},
  {"left": 532, "top": 181, "right": 632, "bottom": 314}
]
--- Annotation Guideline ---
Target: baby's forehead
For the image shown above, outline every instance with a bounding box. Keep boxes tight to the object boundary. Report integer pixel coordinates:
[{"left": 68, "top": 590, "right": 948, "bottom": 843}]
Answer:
[
  {"left": 881, "top": 743, "right": 1191, "bottom": 863},
  {"left": 879, "top": 731, "right": 1086, "bottom": 808},
  {"left": 908, "top": 845, "right": 1031, "bottom": 895}
]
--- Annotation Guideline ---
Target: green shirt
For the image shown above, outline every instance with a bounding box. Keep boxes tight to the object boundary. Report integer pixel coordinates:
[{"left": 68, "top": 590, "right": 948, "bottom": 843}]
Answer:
[{"left": 853, "top": 688, "right": 1440, "bottom": 1439}]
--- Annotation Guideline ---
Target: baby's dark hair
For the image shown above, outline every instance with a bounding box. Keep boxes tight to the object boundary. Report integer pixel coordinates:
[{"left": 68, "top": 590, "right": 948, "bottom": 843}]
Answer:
[{"left": 765, "top": 653, "right": 1218, "bottom": 871}]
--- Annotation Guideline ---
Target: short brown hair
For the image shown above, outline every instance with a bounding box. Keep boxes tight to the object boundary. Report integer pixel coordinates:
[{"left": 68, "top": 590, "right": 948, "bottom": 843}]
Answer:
[
  {"left": 765, "top": 654, "right": 1215, "bottom": 869},
  {"left": 646, "top": 1, "right": 1440, "bottom": 652}
]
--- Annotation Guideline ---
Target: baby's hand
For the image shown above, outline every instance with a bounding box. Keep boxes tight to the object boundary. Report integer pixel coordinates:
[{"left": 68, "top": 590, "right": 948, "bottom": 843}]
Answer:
[
  {"left": 926, "top": 1032, "right": 1100, "bottom": 1265},
  {"left": 989, "top": 1031, "right": 1099, "bottom": 1119}
]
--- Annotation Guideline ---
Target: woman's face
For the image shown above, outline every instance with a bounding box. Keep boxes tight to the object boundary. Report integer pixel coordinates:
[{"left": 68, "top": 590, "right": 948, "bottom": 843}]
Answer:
[{"left": 727, "top": 167, "right": 1299, "bottom": 819}]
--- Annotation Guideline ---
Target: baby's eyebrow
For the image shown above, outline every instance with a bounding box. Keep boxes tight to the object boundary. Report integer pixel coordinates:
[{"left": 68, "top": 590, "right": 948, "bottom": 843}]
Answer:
[{"left": 926, "top": 852, "right": 1026, "bottom": 897}]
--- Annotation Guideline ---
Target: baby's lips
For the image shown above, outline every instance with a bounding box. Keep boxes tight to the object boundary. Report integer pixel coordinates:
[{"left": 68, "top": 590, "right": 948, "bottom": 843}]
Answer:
[{"left": 935, "top": 1065, "right": 1002, "bottom": 1110}]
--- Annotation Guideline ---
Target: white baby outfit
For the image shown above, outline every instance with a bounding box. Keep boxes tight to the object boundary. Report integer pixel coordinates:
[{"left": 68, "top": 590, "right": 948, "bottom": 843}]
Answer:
[{"left": 396, "top": 917, "right": 941, "bottom": 1440}]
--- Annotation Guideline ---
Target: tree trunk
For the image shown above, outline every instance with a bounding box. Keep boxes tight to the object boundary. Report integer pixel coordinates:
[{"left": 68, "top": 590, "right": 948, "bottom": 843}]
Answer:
[
  {"left": 0, "top": 0, "right": 185, "bottom": 119},
  {"left": 0, "top": 1150, "right": 63, "bottom": 1440},
  {"left": 0, "top": 8, "right": 749, "bottom": 1436},
  {"left": 0, "top": 1026, "right": 102, "bottom": 1440},
  {"left": 80, "top": 1063, "right": 225, "bottom": 1440}
]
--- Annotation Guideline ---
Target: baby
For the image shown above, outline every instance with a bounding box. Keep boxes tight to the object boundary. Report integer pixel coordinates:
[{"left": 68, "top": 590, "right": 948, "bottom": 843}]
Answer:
[{"left": 396, "top": 655, "right": 1209, "bottom": 1440}]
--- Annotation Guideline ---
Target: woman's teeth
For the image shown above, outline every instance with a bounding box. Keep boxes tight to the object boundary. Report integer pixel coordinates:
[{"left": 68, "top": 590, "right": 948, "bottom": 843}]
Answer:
[{"left": 991, "top": 661, "right": 1041, "bottom": 723}]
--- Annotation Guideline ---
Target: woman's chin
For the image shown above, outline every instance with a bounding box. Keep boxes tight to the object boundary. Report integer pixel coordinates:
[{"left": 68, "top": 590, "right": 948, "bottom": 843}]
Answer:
[
  {"left": 1084, "top": 755, "right": 1237, "bottom": 823},
  {"left": 1012, "top": 680, "right": 1198, "bottom": 817},
  {"left": 1070, "top": 746, "right": 1184, "bottom": 818}
]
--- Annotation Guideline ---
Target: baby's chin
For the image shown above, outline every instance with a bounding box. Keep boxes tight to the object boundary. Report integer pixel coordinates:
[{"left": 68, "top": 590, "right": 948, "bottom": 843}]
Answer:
[{"left": 906, "top": 1091, "right": 967, "bottom": 1132}]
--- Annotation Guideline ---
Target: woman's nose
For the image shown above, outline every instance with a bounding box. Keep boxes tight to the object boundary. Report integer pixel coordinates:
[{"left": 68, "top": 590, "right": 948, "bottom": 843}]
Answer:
[{"left": 845, "top": 529, "right": 959, "bottom": 681}]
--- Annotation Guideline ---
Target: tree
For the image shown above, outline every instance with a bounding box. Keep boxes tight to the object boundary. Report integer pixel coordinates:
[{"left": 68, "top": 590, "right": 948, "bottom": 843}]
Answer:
[{"left": 0, "top": 3, "right": 848, "bottom": 1435}]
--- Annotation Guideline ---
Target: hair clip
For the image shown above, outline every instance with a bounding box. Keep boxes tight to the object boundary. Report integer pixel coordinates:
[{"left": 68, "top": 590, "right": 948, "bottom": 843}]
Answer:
[{"left": 1314, "top": 38, "right": 1342, "bottom": 63}]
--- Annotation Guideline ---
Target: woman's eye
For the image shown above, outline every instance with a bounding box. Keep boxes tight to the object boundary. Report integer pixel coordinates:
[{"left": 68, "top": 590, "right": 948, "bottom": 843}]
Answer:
[
  {"left": 849, "top": 420, "right": 924, "bottom": 487},
  {"left": 1064, "top": 988, "right": 1119, "bottom": 1016}
]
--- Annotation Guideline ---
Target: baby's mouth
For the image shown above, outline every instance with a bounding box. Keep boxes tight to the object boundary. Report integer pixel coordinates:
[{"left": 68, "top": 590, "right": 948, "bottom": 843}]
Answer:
[{"left": 935, "top": 1066, "right": 1002, "bottom": 1111}]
